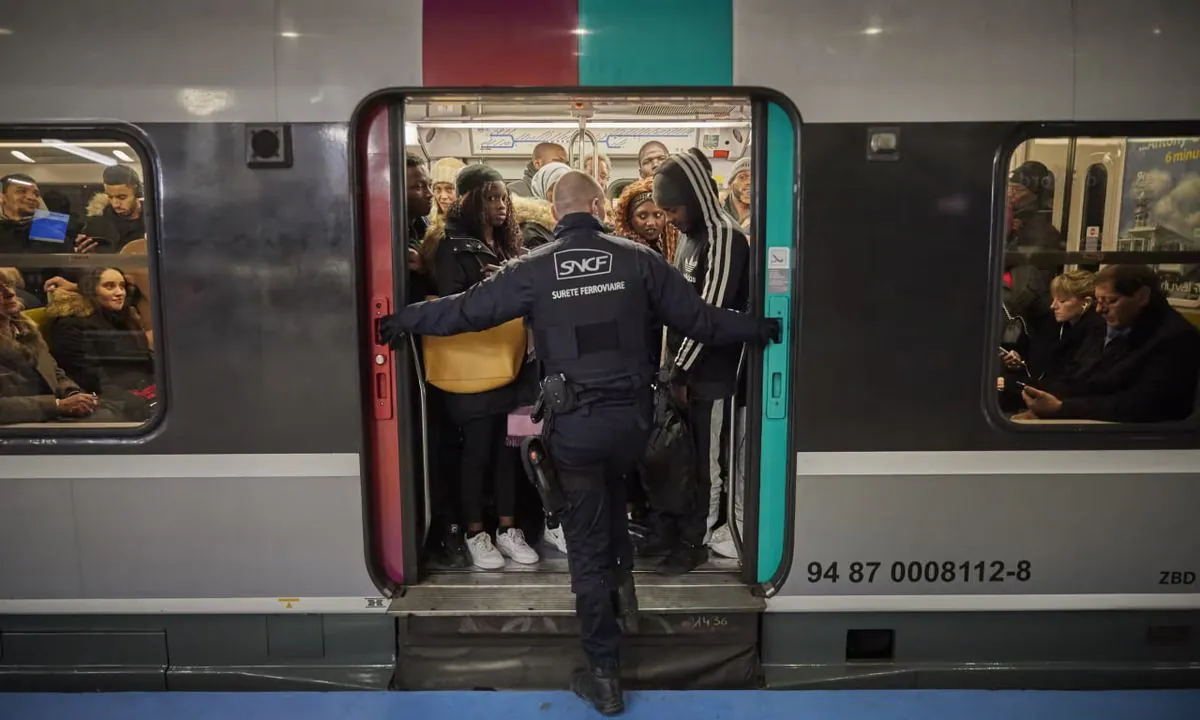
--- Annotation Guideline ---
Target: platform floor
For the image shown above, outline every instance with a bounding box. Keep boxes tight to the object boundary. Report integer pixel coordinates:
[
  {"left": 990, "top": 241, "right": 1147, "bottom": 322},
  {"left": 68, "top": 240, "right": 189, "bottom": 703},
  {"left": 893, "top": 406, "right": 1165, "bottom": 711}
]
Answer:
[{"left": 1, "top": 690, "right": 1198, "bottom": 720}]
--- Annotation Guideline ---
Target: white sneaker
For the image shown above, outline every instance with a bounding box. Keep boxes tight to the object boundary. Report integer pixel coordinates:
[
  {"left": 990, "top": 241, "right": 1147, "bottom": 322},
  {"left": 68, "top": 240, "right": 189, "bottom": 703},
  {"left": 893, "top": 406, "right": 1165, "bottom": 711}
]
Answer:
[
  {"left": 497, "top": 528, "right": 540, "bottom": 565},
  {"left": 543, "top": 524, "right": 568, "bottom": 555},
  {"left": 708, "top": 524, "right": 739, "bottom": 560},
  {"left": 466, "top": 531, "right": 505, "bottom": 570}
]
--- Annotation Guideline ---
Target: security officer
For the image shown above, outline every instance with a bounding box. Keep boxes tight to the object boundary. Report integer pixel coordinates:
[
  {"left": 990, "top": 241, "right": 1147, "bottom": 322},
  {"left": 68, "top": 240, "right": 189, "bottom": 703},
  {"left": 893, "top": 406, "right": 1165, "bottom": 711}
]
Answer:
[{"left": 380, "top": 171, "right": 779, "bottom": 716}]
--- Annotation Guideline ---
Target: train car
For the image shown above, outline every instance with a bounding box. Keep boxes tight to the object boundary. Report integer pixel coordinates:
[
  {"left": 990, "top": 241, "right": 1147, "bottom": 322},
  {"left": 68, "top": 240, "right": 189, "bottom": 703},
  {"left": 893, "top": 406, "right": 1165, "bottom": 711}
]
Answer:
[{"left": 1, "top": 0, "right": 1199, "bottom": 692}]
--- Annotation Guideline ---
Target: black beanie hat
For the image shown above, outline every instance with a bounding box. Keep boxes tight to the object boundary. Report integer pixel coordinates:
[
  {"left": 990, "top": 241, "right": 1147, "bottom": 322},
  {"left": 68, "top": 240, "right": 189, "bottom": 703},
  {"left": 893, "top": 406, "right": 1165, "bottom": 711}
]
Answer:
[
  {"left": 653, "top": 148, "right": 715, "bottom": 209},
  {"left": 456, "top": 164, "right": 504, "bottom": 197}
]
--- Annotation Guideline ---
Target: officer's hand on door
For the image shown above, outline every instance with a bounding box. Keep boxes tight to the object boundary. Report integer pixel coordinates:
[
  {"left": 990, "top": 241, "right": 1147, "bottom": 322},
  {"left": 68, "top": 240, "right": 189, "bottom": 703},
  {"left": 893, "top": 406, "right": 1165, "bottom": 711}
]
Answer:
[
  {"left": 760, "top": 317, "right": 782, "bottom": 344},
  {"left": 378, "top": 314, "right": 406, "bottom": 346}
]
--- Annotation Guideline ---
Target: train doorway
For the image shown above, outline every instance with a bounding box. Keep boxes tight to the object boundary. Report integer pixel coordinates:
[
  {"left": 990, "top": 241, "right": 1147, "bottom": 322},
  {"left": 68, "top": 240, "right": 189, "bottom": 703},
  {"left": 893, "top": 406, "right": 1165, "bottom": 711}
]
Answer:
[{"left": 352, "top": 89, "right": 799, "bottom": 688}]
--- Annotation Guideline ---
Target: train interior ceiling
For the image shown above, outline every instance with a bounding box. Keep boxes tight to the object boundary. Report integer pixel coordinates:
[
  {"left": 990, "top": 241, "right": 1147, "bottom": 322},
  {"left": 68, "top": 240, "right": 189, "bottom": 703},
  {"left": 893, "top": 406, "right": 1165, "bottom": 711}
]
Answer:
[{"left": 377, "top": 93, "right": 763, "bottom": 617}]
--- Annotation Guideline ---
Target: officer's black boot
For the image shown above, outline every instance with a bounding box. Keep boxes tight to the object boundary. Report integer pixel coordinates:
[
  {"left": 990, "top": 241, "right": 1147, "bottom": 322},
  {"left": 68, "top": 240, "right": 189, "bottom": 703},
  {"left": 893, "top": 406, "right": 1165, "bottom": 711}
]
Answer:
[
  {"left": 614, "top": 571, "right": 640, "bottom": 634},
  {"left": 571, "top": 666, "right": 625, "bottom": 716}
]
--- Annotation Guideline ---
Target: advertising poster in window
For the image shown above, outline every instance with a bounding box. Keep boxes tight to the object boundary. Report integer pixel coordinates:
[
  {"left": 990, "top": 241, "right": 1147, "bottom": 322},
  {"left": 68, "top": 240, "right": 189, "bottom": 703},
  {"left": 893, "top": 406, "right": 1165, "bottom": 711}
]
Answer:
[{"left": 1117, "top": 137, "right": 1200, "bottom": 307}]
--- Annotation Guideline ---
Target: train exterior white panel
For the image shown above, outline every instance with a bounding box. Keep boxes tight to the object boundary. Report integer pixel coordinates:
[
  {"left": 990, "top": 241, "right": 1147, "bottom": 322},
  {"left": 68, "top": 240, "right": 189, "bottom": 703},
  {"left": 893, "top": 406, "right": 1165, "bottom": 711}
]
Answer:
[
  {"left": 734, "top": 0, "right": 1075, "bottom": 122},
  {"left": 275, "top": 0, "right": 422, "bottom": 122},
  {"left": 1074, "top": 2, "right": 1200, "bottom": 121},
  {"left": 774, "top": 451, "right": 1200, "bottom": 602},
  {"left": 0, "top": 455, "right": 376, "bottom": 601},
  {"left": 0, "top": 0, "right": 422, "bottom": 124}
]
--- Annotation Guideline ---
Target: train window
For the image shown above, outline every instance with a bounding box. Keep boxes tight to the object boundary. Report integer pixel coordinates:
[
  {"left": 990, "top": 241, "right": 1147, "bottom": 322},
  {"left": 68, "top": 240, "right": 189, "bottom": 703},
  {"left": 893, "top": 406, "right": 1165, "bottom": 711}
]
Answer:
[
  {"left": 0, "top": 137, "right": 160, "bottom": 434},
  {"left": 996, "top": 135, "right": 1200, "bottom": 427}
]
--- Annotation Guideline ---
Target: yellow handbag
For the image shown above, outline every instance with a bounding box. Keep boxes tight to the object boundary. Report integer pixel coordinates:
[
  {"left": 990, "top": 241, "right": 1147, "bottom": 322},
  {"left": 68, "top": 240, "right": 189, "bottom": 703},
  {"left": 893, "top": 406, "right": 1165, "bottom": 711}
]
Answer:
[{"left": 421, "top": 294, "right": 526, "bottom": 394}]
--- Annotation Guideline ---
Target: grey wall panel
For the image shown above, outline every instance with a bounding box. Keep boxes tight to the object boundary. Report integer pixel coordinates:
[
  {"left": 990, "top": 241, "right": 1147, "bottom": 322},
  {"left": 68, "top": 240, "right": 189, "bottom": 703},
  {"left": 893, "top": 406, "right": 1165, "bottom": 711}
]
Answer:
[
  {"left": 0, "top": 0, "right": 278, "bottom": 123},
  {"left": 762, "top": 610, "right": 1200, "bottom": 667},
  {"left": 140, "top": 122, "right": 360, "bottom": 455},
  {"left": 0, "top": 478, "right": 81, "bottom": 598},
  {"left": 275, "top": 0, "right": 423, "bottom": 122},
  {"left": 71, "top": 474, "right": 375, "bottom": 598},
  {"left": 1074, "top": 2, "right": 1200, "bottom": 121},
  {"left": 782, "top": 466, "right": 1200, "bottom": 597},
  {"left": 734, "top": 0, "right": 1074, "bottom": 122}
]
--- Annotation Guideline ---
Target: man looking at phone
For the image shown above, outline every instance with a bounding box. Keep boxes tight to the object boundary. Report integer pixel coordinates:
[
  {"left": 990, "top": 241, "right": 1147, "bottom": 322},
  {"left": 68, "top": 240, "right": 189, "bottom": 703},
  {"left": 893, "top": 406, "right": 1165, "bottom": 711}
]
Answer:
[{"left": 81, "top": 164, "right": 145, "bottom": 253}]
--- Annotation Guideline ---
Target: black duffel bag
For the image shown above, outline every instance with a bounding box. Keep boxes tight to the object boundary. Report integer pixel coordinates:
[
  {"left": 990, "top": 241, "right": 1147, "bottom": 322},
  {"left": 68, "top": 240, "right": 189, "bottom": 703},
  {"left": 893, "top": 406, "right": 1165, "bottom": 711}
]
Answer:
[{"left": 638, "top": 381, "right": 696, "bottom": 514}]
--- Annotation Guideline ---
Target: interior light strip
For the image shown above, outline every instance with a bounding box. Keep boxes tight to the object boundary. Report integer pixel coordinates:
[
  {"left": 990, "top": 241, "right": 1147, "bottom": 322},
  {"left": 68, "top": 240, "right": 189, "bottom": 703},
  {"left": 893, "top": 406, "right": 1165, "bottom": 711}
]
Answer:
[{"left": 410, "top": 121, "right": 749, "bottom": 130}]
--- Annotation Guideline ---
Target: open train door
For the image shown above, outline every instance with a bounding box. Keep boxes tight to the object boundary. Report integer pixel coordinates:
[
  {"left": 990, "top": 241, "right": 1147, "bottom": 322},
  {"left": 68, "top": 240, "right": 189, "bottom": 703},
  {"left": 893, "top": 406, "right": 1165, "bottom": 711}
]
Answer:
[{"left": 352, "top": 89, "right": 801, "bottom": 690}]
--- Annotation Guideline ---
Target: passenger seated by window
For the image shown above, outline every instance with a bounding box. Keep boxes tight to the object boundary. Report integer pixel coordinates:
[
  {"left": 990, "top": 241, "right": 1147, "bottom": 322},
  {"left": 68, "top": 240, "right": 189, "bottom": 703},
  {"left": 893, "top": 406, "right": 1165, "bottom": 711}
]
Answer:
[
  {"left": 421, "top": 164, "right": 539, "bottom": 570},
  {"left": 1, "top": 270, "right": 102, "bottom": 424},
  {"left": 1018, "top": 265, "right": 1200, "bottom": 423},
  {"left": 0, "top": 267, "right": 42, "bottom": 310},
  {"left": 45, "top": 267, "right": 155, "bottom": 421},
  {"left": 81, "top": 165, "right": 145, "bottom": 253},
  {"left": 1001, "top": 270, "right": 1104, "bottom": 398}
]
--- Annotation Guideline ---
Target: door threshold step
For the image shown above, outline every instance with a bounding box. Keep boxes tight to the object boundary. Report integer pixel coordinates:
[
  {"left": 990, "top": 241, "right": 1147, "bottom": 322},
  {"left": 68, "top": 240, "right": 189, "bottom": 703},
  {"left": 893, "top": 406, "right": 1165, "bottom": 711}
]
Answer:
[
  {"left": 424, "top": 554, "right": 739, "bottom": 574},
  {"left": 390, "top": 571, "right": 763, "bottom": 616}
]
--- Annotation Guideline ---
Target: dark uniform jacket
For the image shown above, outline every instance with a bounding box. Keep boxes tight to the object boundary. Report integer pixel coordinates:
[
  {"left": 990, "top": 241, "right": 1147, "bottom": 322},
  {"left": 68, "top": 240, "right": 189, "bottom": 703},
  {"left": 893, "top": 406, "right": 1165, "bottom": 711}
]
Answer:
[{"left": 385, "top": 213, "right": 765, "bottom": 401}]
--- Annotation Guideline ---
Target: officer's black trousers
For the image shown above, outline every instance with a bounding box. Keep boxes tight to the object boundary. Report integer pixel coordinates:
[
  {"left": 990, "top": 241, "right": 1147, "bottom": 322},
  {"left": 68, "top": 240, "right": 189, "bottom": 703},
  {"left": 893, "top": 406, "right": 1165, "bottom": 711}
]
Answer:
[{"left": 549, "top": 400, "right": 651, "bottom": 672}]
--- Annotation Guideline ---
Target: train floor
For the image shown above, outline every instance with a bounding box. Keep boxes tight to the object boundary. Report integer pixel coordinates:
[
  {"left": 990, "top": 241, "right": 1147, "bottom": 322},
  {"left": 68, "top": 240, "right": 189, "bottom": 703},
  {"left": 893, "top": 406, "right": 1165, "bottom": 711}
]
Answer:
[{"left": 2, "top": 689, "right": 1198, "bottom": 719}]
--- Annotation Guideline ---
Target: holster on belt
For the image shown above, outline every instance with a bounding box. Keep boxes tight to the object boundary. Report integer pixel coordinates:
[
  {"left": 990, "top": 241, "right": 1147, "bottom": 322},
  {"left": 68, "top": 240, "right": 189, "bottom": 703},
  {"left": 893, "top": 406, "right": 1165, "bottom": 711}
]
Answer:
[{"left": 520, "top": 436, "right": 567, "bottom": 515}]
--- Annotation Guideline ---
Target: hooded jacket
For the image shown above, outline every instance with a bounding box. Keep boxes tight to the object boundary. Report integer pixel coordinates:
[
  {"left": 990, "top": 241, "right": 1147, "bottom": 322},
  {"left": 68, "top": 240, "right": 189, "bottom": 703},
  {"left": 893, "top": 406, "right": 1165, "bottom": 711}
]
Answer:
[
  {"left": 45, "top": 288, "right": 154, "bottom": 399},
  {"left": 511, "top": 194, "right": 556, "bottom": 249},
  {"left": 81, "top": 193, "right": 146, "bottom": 253},
  {"left": 655, "top": 149, "right": 750, "bottom": 400}
]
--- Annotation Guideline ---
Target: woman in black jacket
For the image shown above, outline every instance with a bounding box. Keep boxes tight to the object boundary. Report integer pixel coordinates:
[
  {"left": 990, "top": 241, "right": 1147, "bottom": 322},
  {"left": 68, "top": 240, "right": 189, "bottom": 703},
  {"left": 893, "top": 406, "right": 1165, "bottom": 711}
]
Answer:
[
  {"left": 420, "top": 164, "right": 537, "bottom": 570},
  {"left": 45, "top": 267, "right": 154, "bottom": 421},
  {"left": 1001, "top": 270, "right": 1103, "bottom": 399}
]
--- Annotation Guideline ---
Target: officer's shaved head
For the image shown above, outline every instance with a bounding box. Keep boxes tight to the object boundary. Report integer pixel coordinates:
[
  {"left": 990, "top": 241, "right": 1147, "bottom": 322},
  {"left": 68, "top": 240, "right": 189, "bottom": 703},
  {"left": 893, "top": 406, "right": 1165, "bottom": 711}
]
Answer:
[{"left": 553, "top": 171, "right": 605, "bottom": 219}]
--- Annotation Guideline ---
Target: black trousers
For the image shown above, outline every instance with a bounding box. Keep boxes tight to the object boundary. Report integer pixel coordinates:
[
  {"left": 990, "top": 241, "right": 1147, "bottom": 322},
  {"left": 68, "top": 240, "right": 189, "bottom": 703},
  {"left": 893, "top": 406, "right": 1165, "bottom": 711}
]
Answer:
[
  {"left": 459, "top": 413, "right": 515, "bottom": 526},
  {"left": 659, "top": 397, "right": 724, "bottom": 547},
  {"left": 425, "top": 388, "right": 462, "bottom": 532},
  {"left": 549, "top": 399, "right": 651, "bottom": 672}
]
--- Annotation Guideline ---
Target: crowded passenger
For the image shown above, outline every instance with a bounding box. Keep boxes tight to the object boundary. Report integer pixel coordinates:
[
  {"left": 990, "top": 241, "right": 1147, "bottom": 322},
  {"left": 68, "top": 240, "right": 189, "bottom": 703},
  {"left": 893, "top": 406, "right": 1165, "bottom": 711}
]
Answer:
[
  {"left": 421, "top": 164, "right": 538, "bottom": 569},
  {"left": 641, "top": 148, "right": 751, "bottom": 575},
  {"left": 508, "top": 142, "right": 567, "bottom": 198},
  {"left": 0, "top": 267, "right": 41, "bottom": 310},
  {"left": 578, "top": 151, "right": 612, "bottom": 189},
  {"left": 637, "top": 141, "right": 669, "bottom": 179},
  {"left": 612, "top": 177, "right": 679, "bottom": 263},
  {"left": 1, "top": 269, "right": 103, "bottom": 424},
  {"left": 404, "top": 153, "right": 437, "bottom": 301},
  {"left": 45, "top": 267, "right": 155, "bottom": 421},
  {"left": 1017, "top": 265, "right": 1200, "bottom": 423},
  {"left": 82, "top": 165, "right": 145, "bottom": 252},
  {"left": 429, "top": 157, "right": 464, "bottom": 220},
  {"left": 722, "top": 157, "right": 752, "bottom": 231}
]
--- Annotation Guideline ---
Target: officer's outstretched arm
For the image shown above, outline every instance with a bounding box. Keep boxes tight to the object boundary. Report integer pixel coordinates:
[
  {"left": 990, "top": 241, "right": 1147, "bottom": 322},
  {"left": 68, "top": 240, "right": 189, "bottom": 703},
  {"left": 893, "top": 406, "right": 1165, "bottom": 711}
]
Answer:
[
  {"left": 643, "top": 251, "right": 764, "bottom": 346},
  {"left": 385, "top": 261, "right": 535, "bottom": 339}
]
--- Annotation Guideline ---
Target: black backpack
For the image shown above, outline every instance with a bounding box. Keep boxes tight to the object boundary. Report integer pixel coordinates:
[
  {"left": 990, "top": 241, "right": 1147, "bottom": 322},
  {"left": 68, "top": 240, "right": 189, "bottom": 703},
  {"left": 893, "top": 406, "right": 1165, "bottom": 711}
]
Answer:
[{"left": 638, "top": 382, "right": 696, "bottom": 514}]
